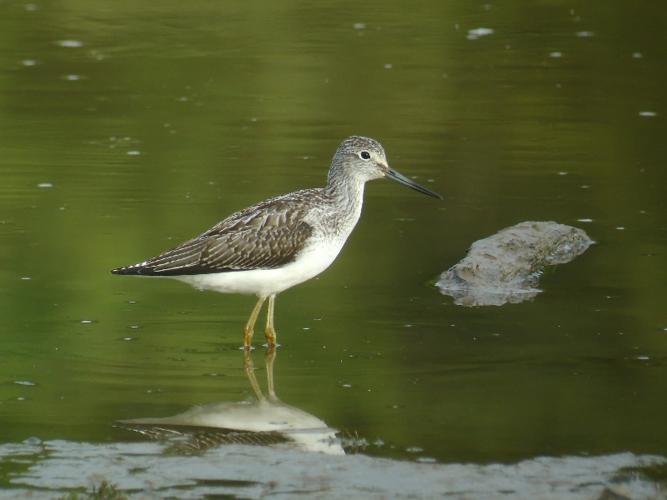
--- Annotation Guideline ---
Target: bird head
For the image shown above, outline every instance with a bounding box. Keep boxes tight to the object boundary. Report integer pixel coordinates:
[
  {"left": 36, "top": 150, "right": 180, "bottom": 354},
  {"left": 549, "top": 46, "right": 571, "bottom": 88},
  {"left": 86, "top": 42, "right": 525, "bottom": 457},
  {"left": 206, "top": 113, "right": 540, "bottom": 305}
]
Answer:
[{"left": 331, "top": 136, "right": 443, "bottom": 199}]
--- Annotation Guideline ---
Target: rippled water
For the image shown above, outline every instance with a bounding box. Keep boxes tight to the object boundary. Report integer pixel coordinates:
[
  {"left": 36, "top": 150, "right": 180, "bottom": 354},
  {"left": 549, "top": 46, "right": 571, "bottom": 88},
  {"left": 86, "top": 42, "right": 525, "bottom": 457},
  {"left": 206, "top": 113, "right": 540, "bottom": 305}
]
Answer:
[{"left": 1, "top": 0, "right": 667, "bottom": 494}]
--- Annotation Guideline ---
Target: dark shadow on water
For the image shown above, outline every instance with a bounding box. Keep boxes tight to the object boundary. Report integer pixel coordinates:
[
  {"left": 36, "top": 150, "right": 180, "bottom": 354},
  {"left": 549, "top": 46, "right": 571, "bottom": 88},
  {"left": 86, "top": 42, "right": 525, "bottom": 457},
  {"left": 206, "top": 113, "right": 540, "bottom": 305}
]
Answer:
[{"left": 116, "top": 347, "right": 345, "bottom": 455}]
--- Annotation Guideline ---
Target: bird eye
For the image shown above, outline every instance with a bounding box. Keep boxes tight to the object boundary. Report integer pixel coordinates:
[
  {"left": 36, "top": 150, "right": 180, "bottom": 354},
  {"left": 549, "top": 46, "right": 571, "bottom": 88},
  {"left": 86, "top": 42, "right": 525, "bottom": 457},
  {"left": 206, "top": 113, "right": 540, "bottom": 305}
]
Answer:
[{"left": 359, "top": 151, "right": 371, "bottom": 160}]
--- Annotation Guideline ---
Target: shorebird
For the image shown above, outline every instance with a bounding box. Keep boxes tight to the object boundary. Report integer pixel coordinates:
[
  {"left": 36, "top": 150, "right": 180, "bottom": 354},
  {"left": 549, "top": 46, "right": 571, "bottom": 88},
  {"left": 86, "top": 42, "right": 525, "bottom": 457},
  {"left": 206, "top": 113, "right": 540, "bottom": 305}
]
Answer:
[{"left": 112, "top": 136, "right": 442, "bottom": 348}]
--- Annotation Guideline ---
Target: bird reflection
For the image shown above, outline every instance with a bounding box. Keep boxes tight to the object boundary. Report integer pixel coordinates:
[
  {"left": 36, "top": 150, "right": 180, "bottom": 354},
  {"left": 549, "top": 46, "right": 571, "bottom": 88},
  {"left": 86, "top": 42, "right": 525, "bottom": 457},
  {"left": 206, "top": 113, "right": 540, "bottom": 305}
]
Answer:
[{"left": 118, "top": 347, "right": 344, "bottom": 455}]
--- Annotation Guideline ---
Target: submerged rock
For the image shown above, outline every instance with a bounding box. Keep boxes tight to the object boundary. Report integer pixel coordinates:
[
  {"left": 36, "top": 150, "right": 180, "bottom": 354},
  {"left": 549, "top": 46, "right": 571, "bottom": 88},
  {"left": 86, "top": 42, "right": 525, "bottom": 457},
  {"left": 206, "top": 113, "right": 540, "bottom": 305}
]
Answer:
[{"left": 437, "top": 221, "right": 593, "bottom": 306}]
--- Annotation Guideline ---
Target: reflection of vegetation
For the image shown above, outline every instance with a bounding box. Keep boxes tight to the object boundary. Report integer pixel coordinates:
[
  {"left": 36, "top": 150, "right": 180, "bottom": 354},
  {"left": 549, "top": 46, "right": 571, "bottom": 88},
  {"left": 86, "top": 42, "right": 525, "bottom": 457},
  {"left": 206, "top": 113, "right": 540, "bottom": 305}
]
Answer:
[
  {"left": 59, "top": 481, "right": 127, "bottom": 500},
  {"left": 617, "top": 463, "right": 667, "bottom": 484}
]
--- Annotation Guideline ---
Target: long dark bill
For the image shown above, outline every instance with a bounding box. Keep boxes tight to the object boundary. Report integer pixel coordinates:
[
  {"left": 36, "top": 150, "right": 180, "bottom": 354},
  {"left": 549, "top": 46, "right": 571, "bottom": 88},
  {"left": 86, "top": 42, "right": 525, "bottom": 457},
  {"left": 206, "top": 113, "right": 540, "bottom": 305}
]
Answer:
[{"left": 385, "top": 167, "right": 443, "bottom": 199}]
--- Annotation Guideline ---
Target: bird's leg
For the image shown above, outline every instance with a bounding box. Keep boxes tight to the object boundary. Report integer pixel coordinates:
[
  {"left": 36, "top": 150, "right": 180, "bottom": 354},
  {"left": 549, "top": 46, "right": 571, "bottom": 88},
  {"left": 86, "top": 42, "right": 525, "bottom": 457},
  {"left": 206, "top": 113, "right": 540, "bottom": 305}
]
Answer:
[
  {"left": 264, "top": 294, "right": 277, "bottom": 347},
  {"left": 243, "top": 348, "right": 265, "bottom": 401},
  {"left": 243, "top": 296, "right": 266, "bottom": 349},
  {"left": 265, "top": 344, "right": 277, "bottom": 400}
]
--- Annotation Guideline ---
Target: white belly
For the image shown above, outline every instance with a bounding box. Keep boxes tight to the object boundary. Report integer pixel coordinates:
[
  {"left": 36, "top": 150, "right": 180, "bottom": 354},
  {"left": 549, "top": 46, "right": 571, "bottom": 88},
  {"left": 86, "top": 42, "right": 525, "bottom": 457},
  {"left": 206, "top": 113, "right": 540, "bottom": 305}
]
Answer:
[{"left": 172, "top": 236, "right": 345, "bottom": 297}]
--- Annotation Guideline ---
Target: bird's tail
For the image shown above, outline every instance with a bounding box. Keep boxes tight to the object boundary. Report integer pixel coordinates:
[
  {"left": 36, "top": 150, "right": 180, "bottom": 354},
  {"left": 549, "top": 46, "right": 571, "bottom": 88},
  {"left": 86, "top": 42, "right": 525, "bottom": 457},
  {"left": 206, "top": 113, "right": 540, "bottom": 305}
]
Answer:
[{"left": 111, "top": 262, "right": 155, "bottom": 276}]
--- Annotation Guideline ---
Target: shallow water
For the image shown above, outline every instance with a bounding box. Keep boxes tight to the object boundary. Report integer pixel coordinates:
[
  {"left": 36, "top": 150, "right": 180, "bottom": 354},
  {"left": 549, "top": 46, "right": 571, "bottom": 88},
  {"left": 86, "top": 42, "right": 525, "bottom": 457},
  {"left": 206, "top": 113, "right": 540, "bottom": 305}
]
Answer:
[{"left": 1, "top": 0, "right": 667, "bottom": 494}]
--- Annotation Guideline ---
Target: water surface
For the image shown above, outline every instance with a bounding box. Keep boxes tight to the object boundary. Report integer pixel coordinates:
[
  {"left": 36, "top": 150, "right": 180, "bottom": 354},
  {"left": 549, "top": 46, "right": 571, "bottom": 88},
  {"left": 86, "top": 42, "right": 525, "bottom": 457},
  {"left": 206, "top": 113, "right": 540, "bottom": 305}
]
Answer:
[{"left": 1, "top": 0, "right": 666, "bottom": 492}]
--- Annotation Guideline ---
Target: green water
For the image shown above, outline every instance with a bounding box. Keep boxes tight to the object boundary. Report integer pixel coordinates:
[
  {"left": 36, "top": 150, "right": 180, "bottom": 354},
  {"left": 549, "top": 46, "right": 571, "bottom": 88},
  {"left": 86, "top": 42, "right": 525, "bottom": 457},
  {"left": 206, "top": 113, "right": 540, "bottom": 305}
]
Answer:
[{"left": 1, "top": 0, "right": 666, "bottom": 474}]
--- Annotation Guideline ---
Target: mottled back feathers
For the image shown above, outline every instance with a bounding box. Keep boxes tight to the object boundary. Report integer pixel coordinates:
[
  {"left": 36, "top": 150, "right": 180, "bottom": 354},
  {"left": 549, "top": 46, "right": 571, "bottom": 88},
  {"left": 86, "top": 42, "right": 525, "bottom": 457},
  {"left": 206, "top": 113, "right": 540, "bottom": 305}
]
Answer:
[{"left": 112, "top": 190, "right": 320, "bottom": 276}]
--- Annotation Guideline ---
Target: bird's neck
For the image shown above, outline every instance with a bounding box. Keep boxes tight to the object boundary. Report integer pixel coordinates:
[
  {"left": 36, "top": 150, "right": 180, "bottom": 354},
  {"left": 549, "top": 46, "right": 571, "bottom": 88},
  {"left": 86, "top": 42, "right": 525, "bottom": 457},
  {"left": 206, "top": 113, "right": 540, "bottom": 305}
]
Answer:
[{"left": 325, "top": 169, "right": 366, "bottom": 211}]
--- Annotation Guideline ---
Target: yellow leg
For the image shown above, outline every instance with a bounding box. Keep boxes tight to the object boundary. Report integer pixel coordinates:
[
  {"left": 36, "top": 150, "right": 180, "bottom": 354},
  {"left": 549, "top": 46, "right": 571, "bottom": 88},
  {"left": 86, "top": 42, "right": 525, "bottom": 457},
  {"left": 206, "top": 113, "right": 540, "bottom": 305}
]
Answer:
[
  {"left": 264, "top": 294, "right": 277, "bottom": 347},
  {"left": 244, "top": 296, "right": 266, "bottom": 349},
  {"left": 265, "top": 344, "right": 277, "bottom": 400},
  {"left": 243, "top": 349, "right": 265, "bottom": 401}
]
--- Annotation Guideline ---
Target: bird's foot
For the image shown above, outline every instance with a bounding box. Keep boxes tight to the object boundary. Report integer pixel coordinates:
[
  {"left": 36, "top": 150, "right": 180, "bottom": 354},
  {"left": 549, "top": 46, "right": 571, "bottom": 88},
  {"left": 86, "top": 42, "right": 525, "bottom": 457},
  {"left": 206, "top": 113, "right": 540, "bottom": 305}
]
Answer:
[{"left": 264, "top": 327, "right": 278, "bottom": 349}]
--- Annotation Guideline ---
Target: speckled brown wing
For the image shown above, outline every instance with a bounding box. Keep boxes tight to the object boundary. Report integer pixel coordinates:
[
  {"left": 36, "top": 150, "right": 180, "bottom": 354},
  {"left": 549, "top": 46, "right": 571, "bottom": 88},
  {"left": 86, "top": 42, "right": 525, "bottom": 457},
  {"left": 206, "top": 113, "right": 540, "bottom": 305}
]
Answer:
[{"left": 111, "top": 194, "right": 316, "bottom": 276}]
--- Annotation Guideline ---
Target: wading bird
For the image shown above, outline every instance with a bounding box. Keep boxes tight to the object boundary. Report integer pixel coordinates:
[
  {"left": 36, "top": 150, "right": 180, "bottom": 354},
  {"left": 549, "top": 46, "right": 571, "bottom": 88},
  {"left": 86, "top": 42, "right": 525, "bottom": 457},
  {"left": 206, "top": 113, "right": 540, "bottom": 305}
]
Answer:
[{"left": 112, "top": 136, "right": 442, "bottom": 348}]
